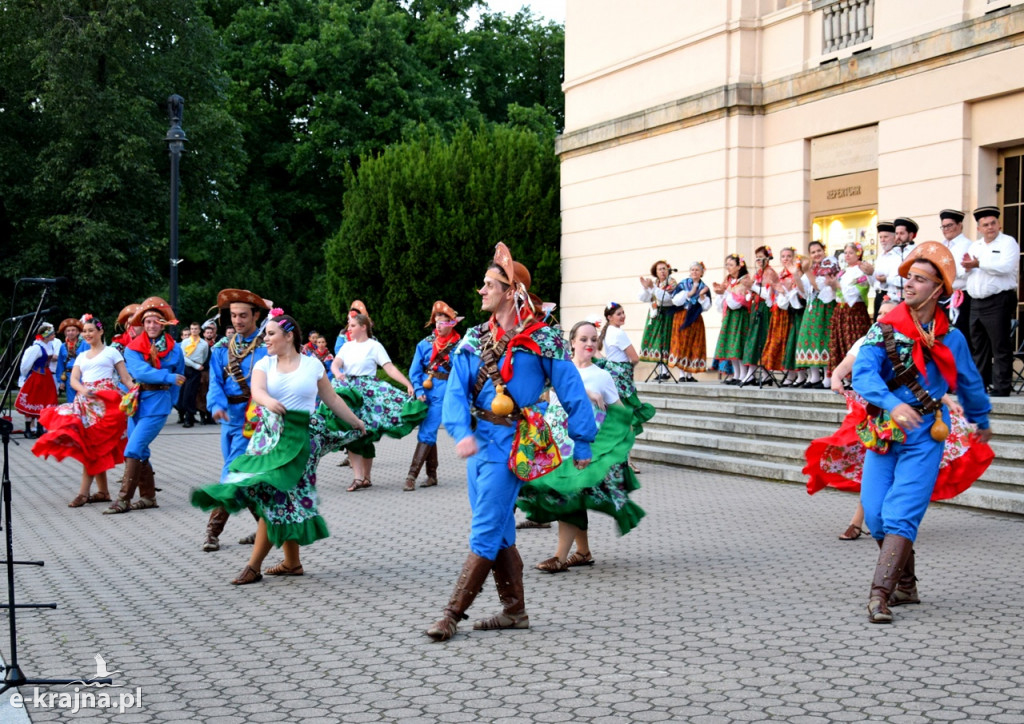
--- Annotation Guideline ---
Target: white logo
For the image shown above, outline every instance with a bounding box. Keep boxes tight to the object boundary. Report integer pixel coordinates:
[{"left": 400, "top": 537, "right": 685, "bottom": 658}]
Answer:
[{"left": 8, "top": 654, "right": 142, "bottom": 714}]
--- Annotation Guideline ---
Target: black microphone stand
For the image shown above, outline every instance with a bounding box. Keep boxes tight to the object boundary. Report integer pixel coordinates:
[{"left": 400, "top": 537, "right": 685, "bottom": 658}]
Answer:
[
  {"left": 0, "top": 287, "right": 109, "bottom": 693},
  {"left": 642, "top": 281, "right": 678, "bottom": 384}
]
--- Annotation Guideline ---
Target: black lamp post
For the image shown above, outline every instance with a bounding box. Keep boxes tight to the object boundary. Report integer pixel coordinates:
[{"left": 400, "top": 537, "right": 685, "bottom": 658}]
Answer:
[{"left": 166, "top": 94, "right": 186, "bottom": 318}]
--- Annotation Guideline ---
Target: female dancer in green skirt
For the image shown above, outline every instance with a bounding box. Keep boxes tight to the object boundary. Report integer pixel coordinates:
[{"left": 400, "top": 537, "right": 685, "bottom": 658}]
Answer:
[{"left": 191, "top": 311, "right": 366, "bottom": 585}]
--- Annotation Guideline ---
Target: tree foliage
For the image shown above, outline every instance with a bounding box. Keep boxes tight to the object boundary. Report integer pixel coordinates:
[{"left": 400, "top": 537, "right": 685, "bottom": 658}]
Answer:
[
  {"left": 326, "top": 121, "right": 560, "bottom": 362},
  {"left": 0, "top": 0, "right": 565, "bottom": 349}
]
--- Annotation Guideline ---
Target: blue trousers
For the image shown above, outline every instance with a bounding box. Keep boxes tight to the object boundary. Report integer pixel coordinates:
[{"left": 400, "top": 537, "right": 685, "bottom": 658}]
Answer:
[
  {"left": 861, "top": 422, "right": 945, "bottom": 543},
  {"left": 124, "top": 414, "right": 167, "bottom": 460},
  {"left": 466, "top": 457, "right": 521, "bottom": 560},
  {"left": 417, "top": 395, "right": 443, "bottom": 445},
  {"left": 219, "top": 419, "right": 249, "bottom": 481}
]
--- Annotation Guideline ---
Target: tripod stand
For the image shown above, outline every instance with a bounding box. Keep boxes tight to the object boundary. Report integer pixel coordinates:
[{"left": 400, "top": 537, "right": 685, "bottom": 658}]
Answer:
[{"left": 0, "top": 288, "right": 108, "bottom": 693}]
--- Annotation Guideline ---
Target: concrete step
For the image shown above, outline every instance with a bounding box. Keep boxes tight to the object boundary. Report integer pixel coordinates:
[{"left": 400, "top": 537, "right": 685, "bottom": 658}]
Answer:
[{"left": 642, "top": 395, "right": 848, "bottom": 425}]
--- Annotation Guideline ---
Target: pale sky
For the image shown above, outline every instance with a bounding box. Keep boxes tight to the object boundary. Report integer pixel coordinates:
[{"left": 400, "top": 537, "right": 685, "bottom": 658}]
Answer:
[{"left": 472, "top": 0, "right": 566, "bottom": 25}]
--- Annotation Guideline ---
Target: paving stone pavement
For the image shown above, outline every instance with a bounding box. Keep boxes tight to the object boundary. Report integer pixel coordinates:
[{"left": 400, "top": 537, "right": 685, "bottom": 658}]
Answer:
[{"left": 1, "top": 417, "right": 1023, "bottom": 723}]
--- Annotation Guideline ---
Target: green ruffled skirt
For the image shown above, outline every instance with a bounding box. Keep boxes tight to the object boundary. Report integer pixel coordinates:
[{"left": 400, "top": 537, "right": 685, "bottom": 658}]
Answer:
[
  {"left": 322, "top": 376, "right": 428, "bottom": 458},
  {"left": 595, "top": 359, "right": 656, "bottom": 434},
  {"left": 190, "top": 409, "right": 363, "bottom": 548},
  {"left": 516, "top": 402, "right": 646, "bottom": 535}
]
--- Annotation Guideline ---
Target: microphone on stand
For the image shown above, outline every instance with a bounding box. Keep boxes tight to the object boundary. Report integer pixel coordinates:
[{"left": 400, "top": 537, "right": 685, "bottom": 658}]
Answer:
[{"left": 18, "top": 277, "right": 69, "bottom": 288}]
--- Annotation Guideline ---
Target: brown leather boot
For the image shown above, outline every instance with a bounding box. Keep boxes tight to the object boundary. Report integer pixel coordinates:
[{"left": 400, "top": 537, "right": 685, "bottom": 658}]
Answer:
[
  {"left": 422, "top": 444, "right": 438, "bottom": 487},
  {"left": 131, "top": 459, "right": 158, "bottom": 510},
  {"left": 867, "top": 534, "right": 913, "bottom": 623},
  {"left": 404, "top": 442, "right": 430, "bottom": 491},
  {"left": 474, "top": 545, "right": 529, "bottom": 630},
  {"left": 889, "top": 547, "right": 920, "bottom": 606},
  {"left": 103, "top": 458, "right": 142, "bottom": 514},
  {"left": 204, "top": 508, "right": 231, "bottom": 552},
  {"left": 425, "top": 553, "right": 494, "bottom": 641}
]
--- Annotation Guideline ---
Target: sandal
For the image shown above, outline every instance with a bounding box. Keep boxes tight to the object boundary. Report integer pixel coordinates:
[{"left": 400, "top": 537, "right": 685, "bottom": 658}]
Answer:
[
  {"left": 839, "top": 524, "right": 864, "bottom": 540},
  {"left": 403, "top": 478, "right": 416, "bottom": 492},
  {"left": 516, "top": 519, "right": 551, "bottom": 530},
  {"left": 535, "top": 556, "right": 569, "bottom": 573},
  {"left": 87, "top": 492, "right": 111, "bottom": 504},
  {"left": 265, "top": 561, "right": 304, "bottom": 576},
  {"left": 130, "top": 497, "right": 158, "bottom": 510},
  {"left": 566, "top": 551, "right": 595, "bottom": 567},
  {"left": 230, "top": 565, "right": 263, "bottom": 585},
  {"left": 68, "top": 494, "right": 89, "bottom": 508},
  {"left": 346, "top": 478, "right": 371, "bottom": 492},
  {"left": 102, "top": 498, "right": 131, "bottom": 515},
  {"left": 628, "top": 461, "right": 641, "bottom": 475}
]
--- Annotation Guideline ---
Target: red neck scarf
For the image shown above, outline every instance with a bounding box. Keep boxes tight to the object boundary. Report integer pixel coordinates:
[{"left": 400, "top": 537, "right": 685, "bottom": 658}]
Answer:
[
  {"left": 879, "top": 302, "right": 958, "bottom": 390},
  {"left": 430, "top": 329, "right": 461, "bottom": 365},
  {"left": 489, "top": 315, "right": 545, "bottom": 382},
  {"left": 127, "top": 332, "right": 176, "bottom": 369}
]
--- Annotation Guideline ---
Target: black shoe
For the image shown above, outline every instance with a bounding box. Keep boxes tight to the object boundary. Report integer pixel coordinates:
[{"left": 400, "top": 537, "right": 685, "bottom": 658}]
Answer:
[{"left": 183, "top": 419, "right": 195, "bottom": 428}]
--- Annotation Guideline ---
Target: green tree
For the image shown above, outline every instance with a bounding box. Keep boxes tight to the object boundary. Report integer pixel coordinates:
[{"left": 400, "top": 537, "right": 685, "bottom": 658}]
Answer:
[
  {"left": 0, "top": 0, "right": 243, "bottom": 327},
  {"left": 325, "top": 122, "right": 560, "bottom": 363}
]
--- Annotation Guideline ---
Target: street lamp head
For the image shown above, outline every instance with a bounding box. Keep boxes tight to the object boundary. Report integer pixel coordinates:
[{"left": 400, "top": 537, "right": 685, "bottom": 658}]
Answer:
[{"left": 167, "top": 94, "right": 184, "bottom": 125}]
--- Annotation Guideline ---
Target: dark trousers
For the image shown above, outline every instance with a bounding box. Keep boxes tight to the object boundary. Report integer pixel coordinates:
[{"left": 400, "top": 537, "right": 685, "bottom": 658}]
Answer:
[
  {"left": 873, "top": 290, "right": 886, "bottom": 321},
  {"left": 179, "top": 367, "right": 202, "bottom": 420},
  {"left": 953, "top": 290, "right": 972, "bottom": 354},
  {"left": 970, "top": 289, "right": 1016, "bottom": 395}
]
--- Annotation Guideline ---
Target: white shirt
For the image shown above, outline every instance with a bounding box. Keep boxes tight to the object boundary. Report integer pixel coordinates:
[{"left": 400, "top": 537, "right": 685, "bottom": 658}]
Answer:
[
  {"left": 873, "top": 246, "right": 906, "bottom": 300},
  {"left": 550, "top": 364, "right": 619, "bottom": 414},
  {"left": 18, "top": 342, "right": 46, "bottom": 386},
  {"left": 46, "top": 339, "right": 62, "bottom": 373},
  {"left": 602, "top": 325, "right": 633, "bottom": 363},
  {"left": 838, "top": 266, "right": 868, "bottom": 306},
  {"left": 336, "top": 339, "right": 390, "bottom": 377},
  {"left": 74, "top": 346, "right": 124, "bottom": 384},
  {"left": 255, "top": 354, "right": 324, "bottom": 413},
  {"left": 965, "top": 232, "right": 1020, "bottom": 299},
  {"left": 941, "top": 233, "right": 972, "bottom": 291}
]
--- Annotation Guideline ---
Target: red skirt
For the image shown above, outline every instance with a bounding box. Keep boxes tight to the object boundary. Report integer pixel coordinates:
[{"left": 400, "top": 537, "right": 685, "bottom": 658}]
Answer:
[
  {"left": 15, "top": 371, "right": 58, "bottom": 417},
  {"left": 803, "top": 392, "right": 994, "bottom": 501},
  {"left": 32, "top": 379, "right": 128, "bottom": 475}
]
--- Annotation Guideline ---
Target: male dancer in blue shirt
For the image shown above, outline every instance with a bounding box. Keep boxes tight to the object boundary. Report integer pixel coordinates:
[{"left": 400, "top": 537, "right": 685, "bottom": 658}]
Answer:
[
  {"left": 427, "top": 244, "right": 598, "bottom": 641},
  {"left": 202, "top": 289, "right": 271, "bottom": 551},
  {"left": 853, "top": 242, "right": 992, "bottom": 623}
]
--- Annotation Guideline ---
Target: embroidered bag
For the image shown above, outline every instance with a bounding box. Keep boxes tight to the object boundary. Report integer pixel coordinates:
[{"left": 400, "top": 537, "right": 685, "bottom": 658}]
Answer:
[
  {"left": 855, "top": 408, "right": 906, "bottom": 454},
  {"left": 508, "top": 406, "right": 562, "bottom": 481},
  {"left": 119, "top": 385, "right": 140, "bottom": 417},
  {"left": 242, "top": 399, "right": 260, "bottom": 439}
]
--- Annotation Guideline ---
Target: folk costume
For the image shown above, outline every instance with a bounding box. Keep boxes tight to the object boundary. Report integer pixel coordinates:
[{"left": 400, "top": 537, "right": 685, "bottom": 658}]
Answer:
[
  {"left": 851, "top": 243, "right": 991, "bottom": 624},
  {"left": 33, "top": 318, "right": 130, "bottom": 478},
  {"left": 104, "top": 298, "right": 184, "bottom": 513},
  {"left": 406, "top": 301, "right": 462, "bottom": 490},
  {"left": 16, "top": 324, "right": 59, "bottom": 435},
  {"left": 777, "top": 267, "right": 805, "bottom": 378},
  {"left": 191, "top": 354, "right": 364, "bottom": 549},
  {"left": 597, "top": 319, "right": 656, "bottom": 433},
  {"left": 740, "top": 261, "right": 779, "bottom": 370},
  {"left": 110, "top": 304, "right": 141, "bottom": 356},
  {"left": 202, "top": 289, "right": 271, "bottom": 549},
  {"left": 516, "top": 363, "right": 645, "bottom": 536},
  {"left": 668, "top": 273, "right": 711, "bottom": 375},
  {"left": 712, "top": 273, "right": 751, "bottom": 365},
  {"left": 795, "top": 256, "right": 839, "bottom": 373},
  {"left": 638, "top": 263, "right": 678, "bottom": 364},
  {"left": 56, "top": 318, "right": 85, "bottom": 403},
  {"left": 427, "top": 243, "right": 598, "bottom": 642},
  {"left": 828, "top": 262, "right": 872, "bottom": 375}
]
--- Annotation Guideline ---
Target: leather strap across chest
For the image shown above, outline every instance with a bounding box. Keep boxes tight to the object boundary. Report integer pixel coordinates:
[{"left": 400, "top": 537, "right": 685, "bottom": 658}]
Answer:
[{"left": 879, "top": 323, "right": 942, "bottom": 414}]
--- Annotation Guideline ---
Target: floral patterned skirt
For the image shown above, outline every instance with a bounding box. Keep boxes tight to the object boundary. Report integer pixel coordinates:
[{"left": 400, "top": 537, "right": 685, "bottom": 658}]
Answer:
[
  {"left": 191, "top": 409, "right": 363, "bottom": 547},
  {"left": 758, "top": 306, "right": 791, "bottom": 371},
  {"left": 827, "top": 302, "right": 870, "bottom": 374},
  {"left": 795, "top": 300, "right": 835, "bottom": 368},
  {"left": 639, "top": 309, "right": 675, "bottom": 364},
  {"left": 669, "top": 315, "right": 707, "bottom": 373},
  {"left": 595, "top": 359, "right": 656, "bottom": 434},
  {"left": 714, "top": 306, "right": 749, "bottom": 360},
  {"left": 516, "top": 402, "right": 645, "bottom": 535},
  {"left": 803, "top": 392, "right": 994, "bottom": 500},
  {"left": 325, "top": 375, "right": 428, "bottom": 458},
  {"left": 32, "top": 379, "right": 127, "bottom": 475}
]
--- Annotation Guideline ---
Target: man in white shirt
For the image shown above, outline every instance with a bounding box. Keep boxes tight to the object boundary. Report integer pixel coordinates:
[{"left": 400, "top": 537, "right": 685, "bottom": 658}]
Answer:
[
  {"left": 872, "top": 220, "right": 900, "bottom": 314},
  {"left": 887, "top": 217, "right": 918, "bottom": 303},
  {"left": 178, "top": 321, "right": 210, "bottom": 428},
  {"left": 938, "top": 209, "right": 973, "bottom": 343},
  {"left": 963, "top": 205, "right": 1020, "bottom": 397}
]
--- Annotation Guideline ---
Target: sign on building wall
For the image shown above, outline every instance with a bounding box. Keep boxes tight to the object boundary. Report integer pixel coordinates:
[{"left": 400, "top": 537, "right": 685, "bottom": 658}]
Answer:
[{"left": 810, "top": 126, "right": 878, "bottom": 180}]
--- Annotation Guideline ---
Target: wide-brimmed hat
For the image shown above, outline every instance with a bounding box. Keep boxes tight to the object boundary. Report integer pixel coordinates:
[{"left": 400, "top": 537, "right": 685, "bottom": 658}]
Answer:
[
  {"left": 130, "top": 296, "right": 179, "bottom": 326},
  {"left": 216, "top": 288, "right": 272, "bottom": 311},
  {"left": 58, "top": 318, "right": 84, "bottom": 334},
  {"left": 116, "top": 303, "right": 140, "bottom": 329},
  {"left": 348, "top": 300, "right": 372, "bottom": 326},
  {"left": 425, "top": 300, "right": 461, "bottom": 328},
  {"left": 898, "top": 241, "right": 955, "bottom": 296}
]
